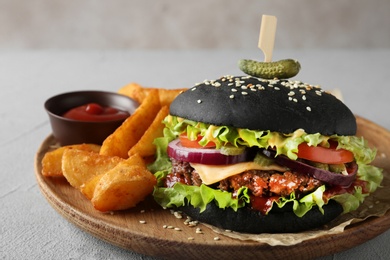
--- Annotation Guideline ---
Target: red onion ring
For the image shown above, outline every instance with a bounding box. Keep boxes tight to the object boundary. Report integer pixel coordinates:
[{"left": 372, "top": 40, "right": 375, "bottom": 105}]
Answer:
[
  {"left": 167, "top": 139, "right": 253, "bottom": 165},
  {"left": 261, "top": 149, "right": 357, "bottom": 187}
]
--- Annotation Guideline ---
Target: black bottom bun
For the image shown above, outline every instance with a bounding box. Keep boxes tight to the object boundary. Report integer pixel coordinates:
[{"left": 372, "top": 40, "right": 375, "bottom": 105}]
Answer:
[{"left": 178, "top": 200, "right": 343, "bottom": 234}]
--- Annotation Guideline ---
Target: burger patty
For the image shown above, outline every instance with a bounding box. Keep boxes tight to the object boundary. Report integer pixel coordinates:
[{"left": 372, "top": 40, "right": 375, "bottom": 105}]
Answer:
[{"left": 165, "top": 159, "right": 324, "bottom": 198}]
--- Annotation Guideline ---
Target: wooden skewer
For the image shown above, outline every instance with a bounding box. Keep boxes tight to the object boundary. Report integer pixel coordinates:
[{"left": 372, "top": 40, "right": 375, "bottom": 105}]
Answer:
[{"left": 258, "top": 15, "right": 277, "bottom": 62}]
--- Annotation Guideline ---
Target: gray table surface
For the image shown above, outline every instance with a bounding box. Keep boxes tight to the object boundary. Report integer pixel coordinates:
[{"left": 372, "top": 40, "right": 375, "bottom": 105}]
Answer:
[{"left": 1, "top": 49, "right": 389, "bottom": 260}]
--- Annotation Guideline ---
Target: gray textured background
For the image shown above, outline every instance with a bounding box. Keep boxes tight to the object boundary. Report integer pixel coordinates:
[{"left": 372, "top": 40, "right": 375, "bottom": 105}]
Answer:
[{"left": 1, "top": 0, "right": 389, "bottom": 50}]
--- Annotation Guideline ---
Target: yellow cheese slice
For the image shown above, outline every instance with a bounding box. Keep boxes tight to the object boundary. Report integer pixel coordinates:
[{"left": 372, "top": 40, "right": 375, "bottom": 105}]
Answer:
[{"left": 190, "top": 161, "right": 287, "bottom": 185}]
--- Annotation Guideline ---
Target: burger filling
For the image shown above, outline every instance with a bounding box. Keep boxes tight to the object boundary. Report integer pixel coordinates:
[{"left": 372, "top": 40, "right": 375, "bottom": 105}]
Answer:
[
  {"left": 150, "top": 115, "right": 383, "bottom": 217},
  {"left": 168, "top": 159, "right": 323, "bottom": 199}
]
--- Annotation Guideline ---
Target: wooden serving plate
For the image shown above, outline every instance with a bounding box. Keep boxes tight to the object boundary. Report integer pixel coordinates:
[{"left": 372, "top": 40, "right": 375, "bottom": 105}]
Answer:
[{"left": 35, "top": 116, "right": 390, "bottom": 259}]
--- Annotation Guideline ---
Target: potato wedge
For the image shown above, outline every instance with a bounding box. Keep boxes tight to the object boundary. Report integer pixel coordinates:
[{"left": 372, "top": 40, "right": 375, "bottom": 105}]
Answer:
[
  {"left": 128, "top": 106, "right": 169, "bottom": 158},
  {"left": 156, "top": 88, "right": 187, "bottom": 107},
  {"left": 80, "top": 173, "right": 104, "bottom": 200},
  {"left": 80, "top": 153, "right": 146, "bottom": 200},
  {"left": 118, "top": 82, "right": 186, "bottom": 107},
  {"left": 62, "top": 148, "right": 123, "bottom": 189},
  {"left": 41, "top": 144, "right": 101, "bottom": 177},
  {"left": 125, "top": 153, "right": 147, "bottom": 168},
  {"left": 100, "top": 89, "right": 161, "bottom": 158},
  {"left": 91, "top": 162, "right": 156, "bottom": 212},
  {"left": 117, "top": 82, "right": 147, "bottom": 104}
]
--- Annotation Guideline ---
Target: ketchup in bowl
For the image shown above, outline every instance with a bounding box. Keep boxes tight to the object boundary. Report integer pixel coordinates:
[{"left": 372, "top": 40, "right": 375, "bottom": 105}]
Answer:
[
  {"left": 45, "top": 90, "right": 138, "bottom": 145},
  {"left": 63, "top": 103, "right": 130, "bottom": 122}
]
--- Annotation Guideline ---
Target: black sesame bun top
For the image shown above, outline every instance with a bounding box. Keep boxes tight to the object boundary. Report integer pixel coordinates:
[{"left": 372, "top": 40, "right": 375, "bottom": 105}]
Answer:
[{"left": 169, "top": 75, "right": 357, "bottom": 136}]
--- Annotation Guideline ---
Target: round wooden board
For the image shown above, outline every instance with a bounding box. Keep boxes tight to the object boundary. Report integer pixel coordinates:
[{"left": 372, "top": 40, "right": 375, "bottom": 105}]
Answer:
[{"left": 35, "top": 116, "right": 390, "bottom": 260}]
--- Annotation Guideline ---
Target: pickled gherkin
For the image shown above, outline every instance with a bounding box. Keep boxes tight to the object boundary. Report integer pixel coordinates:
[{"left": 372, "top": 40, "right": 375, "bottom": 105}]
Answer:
[{"left": 238, "top": 59, "right": 301, "bottom": 79}]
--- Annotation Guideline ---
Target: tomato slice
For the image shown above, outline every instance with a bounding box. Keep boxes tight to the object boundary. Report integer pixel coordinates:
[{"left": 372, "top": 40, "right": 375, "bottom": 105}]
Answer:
[
  {"left": 297, "top": 141, "right": 354, "bottom": 164},
  {"left": 179, "top": 134, "right": 216, "bottom": 148}
]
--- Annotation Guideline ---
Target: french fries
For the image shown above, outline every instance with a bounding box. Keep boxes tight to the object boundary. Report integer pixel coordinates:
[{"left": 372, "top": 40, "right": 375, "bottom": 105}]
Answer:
[
  {"left": 42, "top": 82, "right": 182, "bottom": 212},
  {"left": 100, "top": 89, "right": 161, "bottom": 158}
]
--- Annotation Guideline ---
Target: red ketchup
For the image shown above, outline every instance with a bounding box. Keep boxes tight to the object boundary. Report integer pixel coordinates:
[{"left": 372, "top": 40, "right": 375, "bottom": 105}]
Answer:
[
  {"left": 250, "top": 196, "right": 279, "bottom": 215},
  {"left": 62, "top": 103, "right": 130, "bottom": 122}
]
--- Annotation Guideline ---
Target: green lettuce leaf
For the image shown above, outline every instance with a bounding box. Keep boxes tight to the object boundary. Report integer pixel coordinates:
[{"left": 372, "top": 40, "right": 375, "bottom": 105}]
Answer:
[
  {"left": 294, "top": 185, "right": 326, "bottom": 216},
  {"left": 164, "top": 115, "right": 331, "bottom": 160},
  {"left": 153, "top": 178, "right": 329, "bottom": 217},
  {"left": 164, "top": 115, "right": 379, "bottom": 164},
  {"left": 153, "top": 183, "right": 249, "bottom": 212},
  {"left": 147, "top": 128, "right": 176, "bottom": 174},
  {"left": 331, "top": 186, "right": 366, "bottom": 214},
  {"left": 356, "top": 163, "right": 383, "bottom": 193}
]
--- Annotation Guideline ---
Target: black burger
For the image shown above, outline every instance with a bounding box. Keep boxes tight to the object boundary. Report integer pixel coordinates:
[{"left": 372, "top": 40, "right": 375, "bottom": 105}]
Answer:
[{"left": 150, "top": 75, "right": 383, "bottom": 234}]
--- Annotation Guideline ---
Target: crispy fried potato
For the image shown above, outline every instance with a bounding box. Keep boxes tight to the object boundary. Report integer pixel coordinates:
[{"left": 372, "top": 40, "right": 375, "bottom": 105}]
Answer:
[
  {"left": 128, "top": 106, "right": 169, "bottom": 158},
  {"left": 100, "top": 89, "right": 161, "bottom": 158},
  {"left": 118, "top": 82, "right": 186, "bottom": 107},
  {"left": 80, "top": 153, "right": 146, "bottom": 200},
  {"left": 62, "top": 148, "right": 123, "bottom": 189},
  {"left": 80, "top": 173, "right": 104, "bottom": 200},
  {"left": 125, "top": 153, "right": 147, "bottom": 168},
  {"left": 41, "top": 144, "right": 101, "bottom": 177},
  {"left": 91, "top": 161, "right": 156, "bottom": 212},
  {"left": 117, "top": 82, "right": 147, "bottom": 104},
  {"left": 156, "top": 88, "right": 187, "bottom": 107}
]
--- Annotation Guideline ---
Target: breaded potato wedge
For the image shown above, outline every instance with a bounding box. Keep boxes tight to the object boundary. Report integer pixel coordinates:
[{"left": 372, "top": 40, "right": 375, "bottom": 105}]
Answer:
[
  {"left": 80, "top": 153, "right": 146, "bottom": 200},
  {"left": 41, "top": 144, "right": 101, "bottom": 177},
  {"left": 117, "top": 82, "right": 146, "bottom": 104},
  {"left": 91, "top": 162, "right": 156, "bottom": 212},
  {"left": 62, "top": 148, "right": 123, "bottom": 189},
  {"left": 128, "top": 106, "right": 169, "bottom": 158},
  {"left": 100, "top": 89, "right": 161, "bottom": 158}
]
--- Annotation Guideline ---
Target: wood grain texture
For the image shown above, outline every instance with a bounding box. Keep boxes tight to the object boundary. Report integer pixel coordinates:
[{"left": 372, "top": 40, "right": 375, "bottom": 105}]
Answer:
[{"left": 34, "top": 116, "right": 390, "bottom": 260}]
